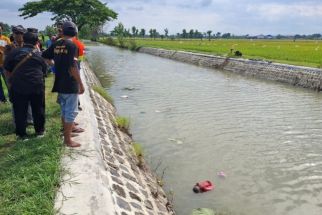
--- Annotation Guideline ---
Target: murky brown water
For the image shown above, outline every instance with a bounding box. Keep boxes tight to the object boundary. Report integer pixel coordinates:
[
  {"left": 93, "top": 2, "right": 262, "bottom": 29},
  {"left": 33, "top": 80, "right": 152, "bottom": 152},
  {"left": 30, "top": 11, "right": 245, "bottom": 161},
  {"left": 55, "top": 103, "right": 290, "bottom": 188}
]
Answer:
[{"left": 87, "top": 44, "right": 322, "bottom": 215}]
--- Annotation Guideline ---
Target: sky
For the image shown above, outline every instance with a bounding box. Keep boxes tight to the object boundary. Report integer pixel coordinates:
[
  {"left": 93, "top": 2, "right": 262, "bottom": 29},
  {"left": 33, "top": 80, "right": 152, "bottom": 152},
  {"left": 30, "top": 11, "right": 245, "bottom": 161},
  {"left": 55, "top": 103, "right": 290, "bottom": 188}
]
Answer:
[{"left": 0, "top": 0, "right": 322, "bottom": 35}]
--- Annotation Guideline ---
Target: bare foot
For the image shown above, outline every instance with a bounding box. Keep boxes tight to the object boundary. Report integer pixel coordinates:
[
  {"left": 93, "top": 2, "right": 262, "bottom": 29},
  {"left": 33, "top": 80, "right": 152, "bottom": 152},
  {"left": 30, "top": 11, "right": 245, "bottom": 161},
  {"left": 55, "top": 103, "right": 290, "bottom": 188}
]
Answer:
[
  {"left": 71, "top": 133, "right": 79, "bottom": 137},
  {"left": 65, "top": 140, "right": 81, "bottom": 147}
]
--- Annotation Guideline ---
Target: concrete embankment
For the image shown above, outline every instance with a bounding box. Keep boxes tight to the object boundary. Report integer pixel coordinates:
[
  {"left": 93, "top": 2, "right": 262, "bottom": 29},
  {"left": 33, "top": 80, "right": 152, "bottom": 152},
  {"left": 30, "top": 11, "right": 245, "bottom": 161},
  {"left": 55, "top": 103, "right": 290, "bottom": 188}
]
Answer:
[
  {"left": 139, "top": 47, "right": 322, "bottom": 91},
  {"left": 55, "top": 62, "right": 174, "bottom": 215}
]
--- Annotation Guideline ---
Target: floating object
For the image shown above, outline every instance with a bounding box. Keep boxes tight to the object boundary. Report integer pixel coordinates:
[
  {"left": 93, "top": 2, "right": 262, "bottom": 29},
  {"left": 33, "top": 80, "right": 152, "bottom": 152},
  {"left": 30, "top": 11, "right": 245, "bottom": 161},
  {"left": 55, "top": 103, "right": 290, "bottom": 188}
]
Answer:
[
  {"left": 122, "top": 87, "right": 136, "bottom": 91},
  {"left": 168, "top": 138, "right": 184, "bottom": 145},
  {"left": 120, "top": 95, "right": 128, "bottom": 99},
  {"left": 155, "top": 110, "right": 162, "bottom": 113},
  {"left": 193, "top": 180, "right": 214, "bottom": 193},
  {"left": 217, "top": 171, "right": 226, "bottom": 178},
  {"left": 191, "top": 208, "right": 215, "bottom": 215}
]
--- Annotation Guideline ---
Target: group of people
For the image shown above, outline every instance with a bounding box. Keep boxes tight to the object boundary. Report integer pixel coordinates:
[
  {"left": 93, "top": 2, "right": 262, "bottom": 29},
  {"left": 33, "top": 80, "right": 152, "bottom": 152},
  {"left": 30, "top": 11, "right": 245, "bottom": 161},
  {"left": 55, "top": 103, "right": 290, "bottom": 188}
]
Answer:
[{"left": 0, "top": 21, "right": 85, "bottom": 147}]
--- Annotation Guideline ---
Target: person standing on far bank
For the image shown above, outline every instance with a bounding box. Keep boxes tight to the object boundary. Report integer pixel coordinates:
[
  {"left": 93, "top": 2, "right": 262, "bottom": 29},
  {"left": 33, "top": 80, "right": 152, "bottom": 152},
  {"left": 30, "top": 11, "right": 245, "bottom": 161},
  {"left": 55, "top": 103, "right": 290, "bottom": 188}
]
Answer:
[{"left": 42, "top": 21, "right": 85, "bottom": 147}]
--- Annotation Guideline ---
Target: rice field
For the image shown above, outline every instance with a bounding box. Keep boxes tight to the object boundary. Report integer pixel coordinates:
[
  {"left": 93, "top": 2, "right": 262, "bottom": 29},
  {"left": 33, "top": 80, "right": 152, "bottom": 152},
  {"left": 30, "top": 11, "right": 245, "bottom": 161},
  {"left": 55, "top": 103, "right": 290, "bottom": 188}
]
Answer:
[{"left": 134, "top": 39, "right": 322, "bottom": 68}]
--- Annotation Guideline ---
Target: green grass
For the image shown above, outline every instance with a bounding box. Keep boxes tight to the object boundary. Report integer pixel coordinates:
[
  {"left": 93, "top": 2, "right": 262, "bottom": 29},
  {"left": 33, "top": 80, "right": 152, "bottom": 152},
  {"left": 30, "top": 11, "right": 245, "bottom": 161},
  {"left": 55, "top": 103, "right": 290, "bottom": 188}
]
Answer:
[
  {"left": 132, "top": 142, "right": 144, "bottom": 168},
  {"left": 131, "top": 38, "right": 322, "bottom": 68},
  {"left": 115, "top": 116, "right": 130, "bottom": 132},
  {"left": 132, "top": 142, "right": 143, "bottom": 157},
  {"left": 0, "top": 75, "right": 63, "bottom": 215},
  {"left": 92, "top": 85, "right": 114, "bottom": 104}
]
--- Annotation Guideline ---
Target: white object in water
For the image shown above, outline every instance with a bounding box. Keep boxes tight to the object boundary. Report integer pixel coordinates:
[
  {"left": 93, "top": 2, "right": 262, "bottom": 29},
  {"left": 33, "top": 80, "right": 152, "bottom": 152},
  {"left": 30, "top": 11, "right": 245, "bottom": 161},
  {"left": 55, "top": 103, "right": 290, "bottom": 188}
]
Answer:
[{"left": 120, "top": 95, "right": 128, "bottom": 99}]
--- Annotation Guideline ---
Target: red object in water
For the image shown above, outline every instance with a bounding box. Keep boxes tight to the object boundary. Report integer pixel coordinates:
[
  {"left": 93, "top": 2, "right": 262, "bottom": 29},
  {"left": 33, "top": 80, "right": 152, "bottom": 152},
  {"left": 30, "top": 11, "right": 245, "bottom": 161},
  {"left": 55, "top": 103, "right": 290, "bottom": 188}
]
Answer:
[{"left": 197, "top": 180, "right": 214, "bottom": 192}]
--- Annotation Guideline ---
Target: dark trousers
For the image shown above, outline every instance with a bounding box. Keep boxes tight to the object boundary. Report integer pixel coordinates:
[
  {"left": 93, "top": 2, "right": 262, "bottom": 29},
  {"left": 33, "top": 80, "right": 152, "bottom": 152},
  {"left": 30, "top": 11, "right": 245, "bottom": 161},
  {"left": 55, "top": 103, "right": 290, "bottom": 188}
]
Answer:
[
  {"left": 0, "top": 68, "right": 7, "bottom": 102},
  {"left": 11, "top": 90, "right": 45, "bottom": 137}
]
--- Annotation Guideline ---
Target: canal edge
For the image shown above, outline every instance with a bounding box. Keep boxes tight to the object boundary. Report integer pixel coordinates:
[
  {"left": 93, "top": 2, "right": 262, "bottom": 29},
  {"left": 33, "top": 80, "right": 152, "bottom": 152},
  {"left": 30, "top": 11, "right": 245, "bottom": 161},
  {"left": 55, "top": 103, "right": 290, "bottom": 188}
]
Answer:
[
  {"left": 54, "top": 62, "right": 175, "bottom": 215},
  {"left": 138, "top": 47, "right": 322, "bottom": 91}
]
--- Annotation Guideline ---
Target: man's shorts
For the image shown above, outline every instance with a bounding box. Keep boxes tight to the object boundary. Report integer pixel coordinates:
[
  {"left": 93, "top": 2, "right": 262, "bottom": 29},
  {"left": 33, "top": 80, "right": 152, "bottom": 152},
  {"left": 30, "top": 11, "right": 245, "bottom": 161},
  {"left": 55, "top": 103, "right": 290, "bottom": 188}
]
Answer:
[{"left": 57, "top": 93, "right": 78, "bottom": 123}]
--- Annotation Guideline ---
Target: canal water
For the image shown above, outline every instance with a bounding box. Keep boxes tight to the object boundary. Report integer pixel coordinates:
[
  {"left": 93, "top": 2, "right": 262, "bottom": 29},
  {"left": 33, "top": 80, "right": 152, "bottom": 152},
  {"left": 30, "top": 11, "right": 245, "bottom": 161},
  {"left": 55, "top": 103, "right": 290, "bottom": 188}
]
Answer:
[{"left": 87, "top": 44, "right": 322, "bottom": 215}]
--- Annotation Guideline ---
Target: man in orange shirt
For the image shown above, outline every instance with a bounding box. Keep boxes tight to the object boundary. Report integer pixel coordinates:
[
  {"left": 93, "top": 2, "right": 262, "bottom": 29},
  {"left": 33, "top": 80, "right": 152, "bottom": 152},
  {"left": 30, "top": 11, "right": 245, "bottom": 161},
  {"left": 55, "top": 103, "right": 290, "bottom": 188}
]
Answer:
[
  {"left": 72, "top": 36, "right": 85, "bottom": 69},
  {"left": 72, "top": 36, "right": 85, "bottom": 111},
  {"left": 0, "top": 23, "right": 11, "bottom": 103}
]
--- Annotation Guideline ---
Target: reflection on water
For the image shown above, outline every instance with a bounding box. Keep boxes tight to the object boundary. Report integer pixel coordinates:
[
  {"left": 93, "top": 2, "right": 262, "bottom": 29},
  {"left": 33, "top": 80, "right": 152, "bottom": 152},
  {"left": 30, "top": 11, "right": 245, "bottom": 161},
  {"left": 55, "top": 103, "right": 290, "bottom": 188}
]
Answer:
[
  {"left": 87, "top": 44, "right": 322, "bottom": 215},
  {"left": 86, "top": 52, "right": 114, "bottom": 88}
]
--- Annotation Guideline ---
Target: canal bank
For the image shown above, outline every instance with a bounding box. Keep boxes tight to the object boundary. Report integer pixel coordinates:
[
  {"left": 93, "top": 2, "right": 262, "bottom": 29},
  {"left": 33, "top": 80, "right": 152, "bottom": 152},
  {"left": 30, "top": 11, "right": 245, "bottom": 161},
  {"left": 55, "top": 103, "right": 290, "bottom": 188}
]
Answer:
[
  {"left": 138, "top": 47, "right": 322, "bottom": 91},
  {"left": 86, "top": 44, "right": 322, "bottom": 215},
  {"left": 55, "top": 62, "right": 174, "bottom": 215}
]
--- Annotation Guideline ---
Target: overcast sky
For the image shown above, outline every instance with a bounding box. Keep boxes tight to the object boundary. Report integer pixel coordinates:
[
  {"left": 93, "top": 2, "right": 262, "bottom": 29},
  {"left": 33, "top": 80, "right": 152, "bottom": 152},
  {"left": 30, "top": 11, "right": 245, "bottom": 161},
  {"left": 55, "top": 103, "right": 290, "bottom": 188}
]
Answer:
[{"left": 1, "top": 0, "right": 321, "bottom": 35}]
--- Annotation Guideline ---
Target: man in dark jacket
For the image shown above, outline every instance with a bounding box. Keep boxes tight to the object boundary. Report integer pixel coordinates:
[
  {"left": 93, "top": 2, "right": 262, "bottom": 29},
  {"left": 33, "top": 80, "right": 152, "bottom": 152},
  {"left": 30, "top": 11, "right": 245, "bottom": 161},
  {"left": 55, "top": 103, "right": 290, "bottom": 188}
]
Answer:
[{"left": 4, "top": 30, "right": 47, "bottom": 138}]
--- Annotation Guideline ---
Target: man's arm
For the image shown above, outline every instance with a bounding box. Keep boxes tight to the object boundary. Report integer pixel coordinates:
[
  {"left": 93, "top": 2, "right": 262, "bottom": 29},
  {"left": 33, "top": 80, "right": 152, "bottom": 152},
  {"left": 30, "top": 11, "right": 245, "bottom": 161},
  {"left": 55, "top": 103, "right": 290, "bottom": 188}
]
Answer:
[{"left": 69, "top": 61, "right": 84, "bottom": 94}]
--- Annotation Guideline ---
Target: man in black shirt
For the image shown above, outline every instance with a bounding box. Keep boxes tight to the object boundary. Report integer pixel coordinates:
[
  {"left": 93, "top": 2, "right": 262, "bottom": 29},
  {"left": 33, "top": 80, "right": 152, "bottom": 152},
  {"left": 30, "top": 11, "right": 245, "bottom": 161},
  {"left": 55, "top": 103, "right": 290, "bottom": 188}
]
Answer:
[
  {"left": 42, "top": 21, "right": 85, "bottom": 147},
  {"left": 4, "top": 31, "right": 47, "bottom": 138}
]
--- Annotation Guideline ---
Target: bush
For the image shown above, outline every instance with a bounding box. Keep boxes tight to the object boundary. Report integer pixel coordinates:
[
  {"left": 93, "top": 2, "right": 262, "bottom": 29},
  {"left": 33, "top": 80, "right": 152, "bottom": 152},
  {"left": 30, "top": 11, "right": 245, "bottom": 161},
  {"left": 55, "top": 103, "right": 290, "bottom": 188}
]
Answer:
[
  {"left": 104, "top": 37, "right": 116, "bottom": 46},
  {"left": 128, "top": 39, "right": 138, "bottom": 51}
]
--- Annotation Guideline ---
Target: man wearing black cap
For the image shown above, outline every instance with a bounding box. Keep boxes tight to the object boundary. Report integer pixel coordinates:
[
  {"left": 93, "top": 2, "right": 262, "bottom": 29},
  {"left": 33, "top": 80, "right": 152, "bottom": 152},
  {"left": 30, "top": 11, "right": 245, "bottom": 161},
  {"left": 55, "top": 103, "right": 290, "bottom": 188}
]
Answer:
[
  {"left": 4, "top": 30, "right": 47, "bottom": 139},
  {"left": 5, "top": 25, "right": 25, "bottom": 55},
  {"left": 5, "top": 25, "right": 34, "bottom": 126},
  {"left": 42, "top": 21, "right": 85, "bottom": 147}
]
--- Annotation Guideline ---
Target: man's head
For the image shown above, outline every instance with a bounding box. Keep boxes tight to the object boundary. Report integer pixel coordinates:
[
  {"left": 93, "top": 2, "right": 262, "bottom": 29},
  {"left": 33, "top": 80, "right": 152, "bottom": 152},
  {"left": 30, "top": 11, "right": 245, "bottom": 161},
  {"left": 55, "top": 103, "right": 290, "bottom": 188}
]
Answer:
[
  {"left": 62, "top": 21, "right": 78, "bottom": 38},
  {"left": 23, "top": 28, "right": 39, "bottom": 46},
  {"left": 12, "top": 25, "right": 26, "bottom": 44},
  {"left": 56, "top": 21, "right": 63, "bottom": 38},
  {"left": 27, "top": 28, "right": 38, "bottom": 34}
]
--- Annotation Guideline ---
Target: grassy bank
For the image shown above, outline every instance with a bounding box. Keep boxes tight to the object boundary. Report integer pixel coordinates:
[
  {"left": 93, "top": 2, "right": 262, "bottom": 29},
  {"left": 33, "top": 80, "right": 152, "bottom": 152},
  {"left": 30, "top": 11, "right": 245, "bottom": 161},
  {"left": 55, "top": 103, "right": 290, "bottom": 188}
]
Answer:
[
  {"left": 0, "top": 75, "right": 63, "bottom": 215},
  {"left": 101, "top": 37, "right": 322, "bottom": 68}
]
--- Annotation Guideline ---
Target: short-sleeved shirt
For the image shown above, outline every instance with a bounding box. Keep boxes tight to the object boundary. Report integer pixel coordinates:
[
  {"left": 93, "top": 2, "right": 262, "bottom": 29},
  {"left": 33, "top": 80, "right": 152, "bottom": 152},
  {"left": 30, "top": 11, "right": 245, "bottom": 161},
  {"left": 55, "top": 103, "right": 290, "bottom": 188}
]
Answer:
[
  {"left": 4, "top": 44, "right": 47, "bottom": 95},
  {"left": 0, "top": 35, "right": 11, "bottom": 67},
  {"left": 42, "top": 39, "right": 78, "bottom": 93},
  {"left": 72, "top": 37, "right": 85, "bottom": 58}
]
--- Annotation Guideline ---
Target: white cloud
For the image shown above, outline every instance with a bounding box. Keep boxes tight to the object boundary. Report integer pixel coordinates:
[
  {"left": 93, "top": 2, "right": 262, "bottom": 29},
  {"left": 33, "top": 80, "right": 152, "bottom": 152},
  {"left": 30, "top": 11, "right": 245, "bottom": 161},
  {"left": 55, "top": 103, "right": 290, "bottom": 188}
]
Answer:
[
  {"left": 1, "top": 0, "right": 322, "bottom": 34},
  {"left": 246, "top": 3, "right": 322, "bottom": 21}
]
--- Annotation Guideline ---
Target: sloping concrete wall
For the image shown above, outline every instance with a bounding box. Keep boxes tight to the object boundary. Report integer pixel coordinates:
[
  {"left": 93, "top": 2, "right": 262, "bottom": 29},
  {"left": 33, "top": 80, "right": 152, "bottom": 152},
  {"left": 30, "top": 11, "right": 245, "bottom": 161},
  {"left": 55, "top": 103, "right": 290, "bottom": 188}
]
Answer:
[
  {"left": 139, "top": 47, "right": 322, "bottom": 91},
  {"left": 55, "top": 63, "right": 174, "bottom": 215},
  {"left": 83, "top": 63, "right": 175, "bottom": 215}
]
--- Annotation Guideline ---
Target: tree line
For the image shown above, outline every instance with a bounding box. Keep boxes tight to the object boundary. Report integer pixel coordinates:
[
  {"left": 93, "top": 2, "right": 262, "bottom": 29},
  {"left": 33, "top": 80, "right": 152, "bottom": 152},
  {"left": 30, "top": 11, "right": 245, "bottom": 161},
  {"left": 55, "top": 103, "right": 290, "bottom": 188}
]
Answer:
[
  {"left": 110, "top": 23, "right": 322, "bottom": 41},
  {"left": 110, "top": 23, "right": 231, "bottom": 41}
]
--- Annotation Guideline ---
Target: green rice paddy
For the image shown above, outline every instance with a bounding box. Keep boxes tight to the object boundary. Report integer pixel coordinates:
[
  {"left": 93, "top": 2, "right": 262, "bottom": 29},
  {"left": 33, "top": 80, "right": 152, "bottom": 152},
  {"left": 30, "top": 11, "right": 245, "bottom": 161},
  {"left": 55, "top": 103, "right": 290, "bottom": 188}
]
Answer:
[{"left": 134, "top": 39, "right": 322, "bottom": 68}]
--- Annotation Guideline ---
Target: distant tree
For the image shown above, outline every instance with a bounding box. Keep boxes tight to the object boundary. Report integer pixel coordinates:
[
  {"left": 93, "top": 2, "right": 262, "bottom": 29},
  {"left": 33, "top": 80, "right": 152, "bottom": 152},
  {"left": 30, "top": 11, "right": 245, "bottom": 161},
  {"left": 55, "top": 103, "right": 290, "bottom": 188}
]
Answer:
[
  {"left": 189, "top": 29, "right": 194, "bottom": 38},
  {"left": 182, "top": 29, "right": 187, "bottom": 38},
  {"left": 124, "top": 28, "right": 131, "bottom": 37},
  {"left": 207, "top": 30, "right": 212, "bottom": 41},
  {"left": 139, "top": 28, "right": 146, "bottom": 38},
  {"left": 164, "top": 28, "right": 169, "bottom": 38},
  {"left": 112, "top": 23, "right": 125, "bottom": 47},
  {"left": 152, "top": 29, "right": 157, "bottom": 39},
  {"left": 43, "top": 25, "right": 56, "bottom": 37},
  {"left": 149, "top": 29, "right": 153, "bottom": 39},
  {"left": 216, "top": 32, "right": 221, "bottom": 38},
  {"left": 193, "top": 30, "right": 203, "bottom": 40},
  {"left": 222, "top": 33, "right": 231, "bottom": 38},
  {"left": 312, "top": 33, "right": 321, "bottom": 39},
  {"left": 112, "top": 23, "right": 125, "bottom": 37},
  {"left": 276, "top": 34, "right": 283, "bottom": 39},
  {"left": 19, "top": 0, "right": 117, "bottom": 31},
  {"left": 131, "top": 26, "right": 136, "bottom": 37}
]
